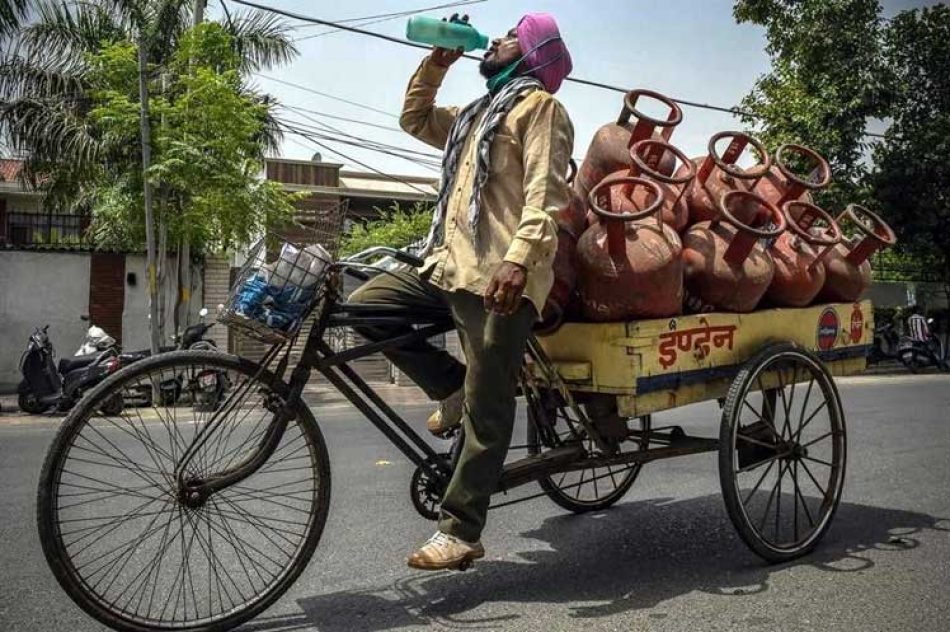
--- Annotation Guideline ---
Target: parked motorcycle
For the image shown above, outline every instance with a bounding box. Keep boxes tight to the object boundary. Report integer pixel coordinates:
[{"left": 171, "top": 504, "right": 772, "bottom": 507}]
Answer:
[
  {"left": 17, "top": 320, "right": 123, "bottom": 415},
  {"left": 868, "top": 322, "right": 903, "bottom": 365},
  {"left": 122, "top": 308, "right": 229, "bottom": 409},
  {"left": 898, "top": 318, "right": 948, "bottom": 373}
]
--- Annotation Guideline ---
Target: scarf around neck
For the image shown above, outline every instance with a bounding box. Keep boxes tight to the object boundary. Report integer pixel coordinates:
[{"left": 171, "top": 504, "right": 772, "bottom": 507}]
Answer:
[{"left": 418, "top": 76, "right": 543, "bottom": 257}]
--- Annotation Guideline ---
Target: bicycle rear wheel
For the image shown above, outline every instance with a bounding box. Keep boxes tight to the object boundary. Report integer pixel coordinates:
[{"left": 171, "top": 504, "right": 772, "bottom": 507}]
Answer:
[{"left": 37, "top": 350, "right": 331, "bottom": 632}]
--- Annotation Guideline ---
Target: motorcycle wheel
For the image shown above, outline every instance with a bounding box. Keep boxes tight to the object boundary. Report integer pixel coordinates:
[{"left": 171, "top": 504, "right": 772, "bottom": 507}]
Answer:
[
  {"left": 98, "top": 393, "right": 124, "bottom": 416},
  {"left": 18, "top": 389, "right": 47, "bottom": 414}
]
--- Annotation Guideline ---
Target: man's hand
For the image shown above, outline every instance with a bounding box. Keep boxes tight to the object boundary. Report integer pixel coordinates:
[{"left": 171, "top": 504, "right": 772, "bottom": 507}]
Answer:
[
  {"left": 484, "top": 262, "right": 527, "bottom": 315},
  {"left": 430, "top": 13, "right": 468, "bottom": 67}
]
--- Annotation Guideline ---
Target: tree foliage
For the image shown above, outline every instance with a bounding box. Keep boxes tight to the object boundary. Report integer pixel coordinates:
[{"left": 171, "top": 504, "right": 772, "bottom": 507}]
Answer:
[
  {"left": 84, "top": 25, "right": 298, "bottom": 252},
  {"left": 0, "top": 0, "right": 297, "bottom": 238},
  {"left": 733, "top": 0, "right": 891, "bottom": 209},
  {"left": 340, "top": 202, "right": 433, "bottom": 257},
  {"left": 868, "top": 5, "right": 950, "bottom": 293}
]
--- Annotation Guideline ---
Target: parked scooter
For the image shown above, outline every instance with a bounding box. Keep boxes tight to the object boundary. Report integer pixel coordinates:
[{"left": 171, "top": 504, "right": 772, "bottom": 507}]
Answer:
[
  {"left": 868, "top": 322, "right": 903, "bottom": 365},
  {"left": 17, "top": 319, "right": 123, "bottom": 415},
  {"left": 122, "top": 308, "right": 229, "bottom": 409},
  {"left": 898, "top": 317, "right": 948, "bottom": 373}
]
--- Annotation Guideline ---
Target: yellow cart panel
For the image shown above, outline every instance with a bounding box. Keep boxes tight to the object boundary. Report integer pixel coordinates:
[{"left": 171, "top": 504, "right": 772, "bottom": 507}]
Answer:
[{"left": 536, "top": 300, "right": 872, "bottom": 418}]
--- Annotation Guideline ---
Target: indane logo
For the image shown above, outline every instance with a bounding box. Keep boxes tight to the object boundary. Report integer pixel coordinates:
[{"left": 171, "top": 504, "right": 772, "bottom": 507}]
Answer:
[{"left": 817, "top": 307, "right": 840, "bottom": 351}]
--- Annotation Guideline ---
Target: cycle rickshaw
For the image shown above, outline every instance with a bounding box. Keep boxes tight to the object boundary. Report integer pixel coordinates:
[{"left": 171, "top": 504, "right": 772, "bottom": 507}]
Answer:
[{"left": 36, "top": 231, "right": 868, "bottom": 631}]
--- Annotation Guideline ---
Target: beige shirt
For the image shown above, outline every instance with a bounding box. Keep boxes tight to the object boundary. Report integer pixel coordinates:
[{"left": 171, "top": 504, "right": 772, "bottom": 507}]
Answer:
[{"left": 400, "top": 56, "right": 574, "bottom": 316}]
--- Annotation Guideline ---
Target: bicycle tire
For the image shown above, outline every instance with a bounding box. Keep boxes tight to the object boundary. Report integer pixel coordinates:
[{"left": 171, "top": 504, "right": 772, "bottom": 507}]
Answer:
[{"left": 37, "top": 350, "right": 331, "bottom": 632}]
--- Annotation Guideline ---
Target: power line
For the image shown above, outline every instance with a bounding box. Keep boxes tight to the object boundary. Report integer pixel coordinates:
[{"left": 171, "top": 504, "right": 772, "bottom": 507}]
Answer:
[
  {"left": 282, "top": 122, "right": 437, "bottom": 196},
  {"left": 277, "top": 104, "right": 442, "bottom": 160},
  {"left": 280, "top": 121, "right": 442, "bottom": 171},
  {"left": 257, "top": 73, "right": 400, "bottom": 119},
  {"left": 273, "top": 103, "right": 404, "bottom": 133}
]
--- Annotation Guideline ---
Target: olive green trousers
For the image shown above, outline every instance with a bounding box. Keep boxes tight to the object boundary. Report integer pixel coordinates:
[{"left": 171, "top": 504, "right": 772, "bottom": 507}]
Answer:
[{"left": 349, "top": 270, "right": 534, "bottom": 542}]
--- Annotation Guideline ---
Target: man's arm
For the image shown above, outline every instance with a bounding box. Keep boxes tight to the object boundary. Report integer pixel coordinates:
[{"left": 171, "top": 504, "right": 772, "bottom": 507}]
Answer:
[
  {"left": 486, "top": 93, "right": 574, "bottom": 315},
  {"left": 399, "top": 54, "right": 461, "bottom": 150}
]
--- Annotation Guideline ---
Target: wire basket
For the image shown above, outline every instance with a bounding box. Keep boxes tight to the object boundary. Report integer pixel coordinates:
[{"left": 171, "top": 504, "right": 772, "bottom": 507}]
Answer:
[{"left": 219, "top": 201, "right": 347, "bottom": 344}]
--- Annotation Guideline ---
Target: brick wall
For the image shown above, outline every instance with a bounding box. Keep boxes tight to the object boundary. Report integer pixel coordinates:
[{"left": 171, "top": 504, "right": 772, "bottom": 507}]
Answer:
[
  {"left": 202, "top": 254, "right": 231, "bottom": 352},
  {"left": 88, "top": 253, "right": 125, "bottom": 344}
]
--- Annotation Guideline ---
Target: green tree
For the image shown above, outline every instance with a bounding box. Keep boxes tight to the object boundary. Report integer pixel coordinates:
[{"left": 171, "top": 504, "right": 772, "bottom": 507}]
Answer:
[
  {"left": 85, "top": 26, "right": 296, "bottom": 253},
  {"left": 733, "top": 0, "right": 891, "bottom": 209},
  {"left": 340, "top": 202, "right": 433, "bottom": 257},
  {"left": 0, "top": 0, "right": 28, "bottom": 40},
  {"left": 868, "top": 5, "right": 950, "bottom": 300},
  {"left": 0, "top": 0, "right": 297, "bottom": 341}
]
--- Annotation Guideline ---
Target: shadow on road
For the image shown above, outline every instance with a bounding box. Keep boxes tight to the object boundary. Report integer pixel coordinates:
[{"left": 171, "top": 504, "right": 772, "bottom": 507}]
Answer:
[{"left": 239, "top": 495, "right": 949, "bottom": 632}]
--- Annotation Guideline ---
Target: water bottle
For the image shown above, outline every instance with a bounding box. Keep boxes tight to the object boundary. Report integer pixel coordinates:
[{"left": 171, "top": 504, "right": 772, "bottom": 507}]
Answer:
[{"left": 406, "top": 16, "right": 489, "bottom": 52}]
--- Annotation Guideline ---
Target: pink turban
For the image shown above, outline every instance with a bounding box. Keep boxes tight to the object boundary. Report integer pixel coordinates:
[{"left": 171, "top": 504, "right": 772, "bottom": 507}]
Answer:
[{"left": 516, "top": 13, "right": 573, "bottom": 94}]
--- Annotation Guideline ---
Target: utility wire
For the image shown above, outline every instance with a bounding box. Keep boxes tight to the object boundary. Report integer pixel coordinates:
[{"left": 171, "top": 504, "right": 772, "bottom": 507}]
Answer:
[
  {"left": 277, "top": 104, "right": 442, "bottom": 160},
  {"left": 273, "top": 103, "right": 404, "bottom": 133},
  {"left": 283, "top": 122, "right": 438, "bottom": 197},
  {"left": 257, "top": 73, "right": 400, "bottom": 119},
  {"left": 280, "top": 121, "right": 442, "bottom": 171}
]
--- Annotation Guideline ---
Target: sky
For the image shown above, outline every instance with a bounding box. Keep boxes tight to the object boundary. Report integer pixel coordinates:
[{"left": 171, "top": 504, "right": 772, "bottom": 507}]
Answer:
[{"left": 210, "top": 0, "right": 937, "bottom": 180}]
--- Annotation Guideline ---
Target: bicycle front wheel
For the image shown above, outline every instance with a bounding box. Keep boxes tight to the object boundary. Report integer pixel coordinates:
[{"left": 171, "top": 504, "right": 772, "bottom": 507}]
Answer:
[{"left": 37, "top": 350, "right": 331, "bottom": 632}]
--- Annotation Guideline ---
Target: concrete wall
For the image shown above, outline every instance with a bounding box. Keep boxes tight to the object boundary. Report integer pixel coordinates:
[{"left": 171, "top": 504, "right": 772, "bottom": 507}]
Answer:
[
  {"left": 122, "top": 254, "right": 204, "bottom": 353},
  {"left": 0, "top": 251, "right": 91, "bottom": 391},
  {"left": 0, "top": 251, "right": 206, "bottom": 392}
]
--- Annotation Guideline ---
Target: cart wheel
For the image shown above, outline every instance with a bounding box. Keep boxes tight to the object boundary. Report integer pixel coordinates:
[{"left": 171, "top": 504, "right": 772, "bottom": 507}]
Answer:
[
  {"left": 528, "top": 403, "right": 650, "bottom": 514},
  {"left": 719, "top": 342, "right": 846, "bottom": 563}
]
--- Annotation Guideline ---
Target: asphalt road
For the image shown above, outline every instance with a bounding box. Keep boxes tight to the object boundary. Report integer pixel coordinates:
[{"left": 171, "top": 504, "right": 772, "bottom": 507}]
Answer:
[{"left": 1, "top": 374, "right": 948, "bottom": 632}]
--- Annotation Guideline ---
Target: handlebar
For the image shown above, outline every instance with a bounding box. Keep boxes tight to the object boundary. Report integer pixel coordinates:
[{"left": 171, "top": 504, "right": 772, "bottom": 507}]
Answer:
[{"left": 341, "top": 246, "right": 425, "bottom": 268}]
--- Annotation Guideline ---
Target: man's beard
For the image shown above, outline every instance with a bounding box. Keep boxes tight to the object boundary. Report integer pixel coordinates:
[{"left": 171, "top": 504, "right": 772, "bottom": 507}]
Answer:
[{"left": 479, "top": 56, "right": 511, "bottom": 79}]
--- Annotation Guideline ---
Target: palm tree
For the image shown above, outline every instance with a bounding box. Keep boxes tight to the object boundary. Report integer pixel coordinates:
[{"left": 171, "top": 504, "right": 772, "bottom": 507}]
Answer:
[
  {"left": 0, "top": 0, "right": 297, "bottom": 349},
  {"left": 0, "top": 0, "right": 29, "bottom": 40},
  {"left": 0, "top": 0, "right": 294, "bottom": 202}
]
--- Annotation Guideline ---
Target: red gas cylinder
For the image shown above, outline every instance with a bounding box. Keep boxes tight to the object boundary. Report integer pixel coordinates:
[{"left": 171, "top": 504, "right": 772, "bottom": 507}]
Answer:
[
  {"left": 681, "top": 131, "right": 771, "bottom": 225},
  {"left": 765, "top": 201, "right": 843, "bottom": 307},
  {"left": 540, "top": 160, "right": 588, "bottom": 333},
  {"left": 573, "top": 89, "right": 683, "bottom": 202},
  {"left": 577, "top": 176, "right": 683, "bottom": 320},
  {"left": 591, "top": 139, "right": 697, "bottom": 233},
  {"left": 754, "top": 144, "right": 832, "bottom": 215},
  {"left": 815, "top": 204, "right": 897, "bottom": 303},
  {"left": 682, "top": 190, "right": 787, "bottom": 313}
]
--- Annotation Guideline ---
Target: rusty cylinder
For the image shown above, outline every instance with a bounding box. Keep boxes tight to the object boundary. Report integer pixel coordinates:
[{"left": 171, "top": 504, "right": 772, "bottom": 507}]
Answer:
[
  {"left": 540, "top": 159, "right": 587, "bottom": 333},
  {"left": 573, "top": 89, "right": 683, "bottom": 203},
  {"left": 593, "top": 139, "right": 697, "bottom": 233},
  {"left": 765, "top": 201, "right": 843, "bottom": 307},
  {"left": 753, "top": 144, "right": 832, "bottom": 216},
  {"left": 815, "top": 204, "right": 897, "bottom": 303},
  {"left": 680, "top": 131, "right": 771, "bottom": 225},
  {"left": 577, "top": 176, "right": 683, "bottom": 320},
  {"left": 681, "top": 190, "right": 787, "bottom": 313}
]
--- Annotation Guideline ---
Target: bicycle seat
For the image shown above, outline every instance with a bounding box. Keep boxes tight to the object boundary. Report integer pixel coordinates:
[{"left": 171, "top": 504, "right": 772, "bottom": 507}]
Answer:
[{"left": 58, "top": 353, "right": 100, "bottom": 374}]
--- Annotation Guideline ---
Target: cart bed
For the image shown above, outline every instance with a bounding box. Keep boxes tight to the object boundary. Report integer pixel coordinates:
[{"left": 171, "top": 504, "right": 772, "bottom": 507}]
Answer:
[{"left": 536, "top": 300, "right": 872, "bottom": 418}]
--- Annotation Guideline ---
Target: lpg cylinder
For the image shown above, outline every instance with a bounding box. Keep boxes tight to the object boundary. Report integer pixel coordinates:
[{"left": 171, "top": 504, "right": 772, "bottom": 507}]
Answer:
[
  {"left": 680, "top": 131, "right": 771, "bottom": 225},
  {"left": 682, "top": 190, "right": 787, "bottom": 313},
  {"left": 592, "top": 139, "right": 697, "bottom": 233},
  {"left": 576, "top": 176, "right": 683, "bottom": 321},
  {"left": 754, "top": 144, "right": 832, "bottom": 216},
  {"left": 815, "top": 204, "right": 897, "bottom": 303},
  {"left": 765, "top": 201, "right": 843, "bottom": 307},
  {"left": 573, "top": 89, "right": 683, "bottom": 202},
  {"left": 540, "top": 160, "right": 588, "bottom": 333}
]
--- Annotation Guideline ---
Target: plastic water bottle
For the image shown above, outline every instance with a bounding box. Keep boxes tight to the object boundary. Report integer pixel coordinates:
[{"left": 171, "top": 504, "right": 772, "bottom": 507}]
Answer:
[{"left": 406, "top": 16, "right": 489, "bottom": 52}]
